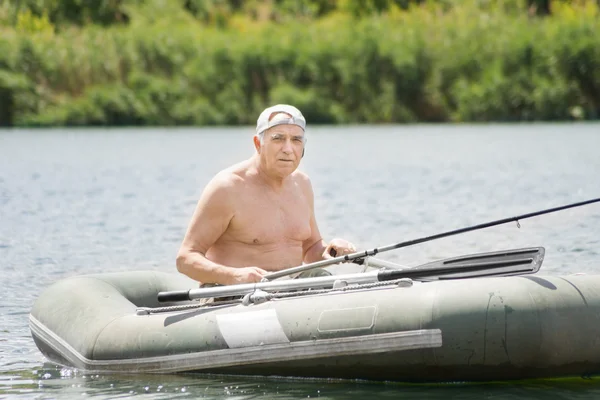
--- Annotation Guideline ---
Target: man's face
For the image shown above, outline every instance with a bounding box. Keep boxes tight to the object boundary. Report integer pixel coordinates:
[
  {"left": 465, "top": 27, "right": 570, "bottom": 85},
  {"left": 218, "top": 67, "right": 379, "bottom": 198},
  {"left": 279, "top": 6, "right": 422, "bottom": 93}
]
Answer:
[{"left": 259, "top": 124, "right": 305, "bottom": 177}]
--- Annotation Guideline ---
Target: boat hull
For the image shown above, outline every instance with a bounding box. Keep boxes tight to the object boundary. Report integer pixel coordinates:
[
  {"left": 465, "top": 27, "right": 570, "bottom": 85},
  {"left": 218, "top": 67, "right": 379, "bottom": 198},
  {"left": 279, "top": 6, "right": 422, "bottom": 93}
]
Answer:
[{"left": 29, "top": 271, "right": 600, "bottom": 382}]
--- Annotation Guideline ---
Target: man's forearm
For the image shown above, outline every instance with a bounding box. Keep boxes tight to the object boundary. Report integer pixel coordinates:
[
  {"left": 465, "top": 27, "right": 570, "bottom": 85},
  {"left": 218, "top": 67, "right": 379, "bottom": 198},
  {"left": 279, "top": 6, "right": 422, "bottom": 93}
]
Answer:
[
  {"left": 303, "top": 239, "right": 327, "bottom": 264},
  {"left": 176, "top": 251, "right": 236, "bottom": 285}
]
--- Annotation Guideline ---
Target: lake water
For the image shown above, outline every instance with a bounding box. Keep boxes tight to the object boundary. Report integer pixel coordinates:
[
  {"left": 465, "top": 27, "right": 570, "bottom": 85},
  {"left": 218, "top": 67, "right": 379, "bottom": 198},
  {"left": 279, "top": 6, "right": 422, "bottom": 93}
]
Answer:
[{"left": 1, "top": 123, "right": 600, "bottom": 399}]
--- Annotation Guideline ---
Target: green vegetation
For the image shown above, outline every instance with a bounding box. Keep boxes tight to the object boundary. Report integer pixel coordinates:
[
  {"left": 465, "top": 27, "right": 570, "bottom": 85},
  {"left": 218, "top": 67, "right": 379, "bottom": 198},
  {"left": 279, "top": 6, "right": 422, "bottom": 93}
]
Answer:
[{"left": 0, "top": 0, "right": 598, "bottom": 126}]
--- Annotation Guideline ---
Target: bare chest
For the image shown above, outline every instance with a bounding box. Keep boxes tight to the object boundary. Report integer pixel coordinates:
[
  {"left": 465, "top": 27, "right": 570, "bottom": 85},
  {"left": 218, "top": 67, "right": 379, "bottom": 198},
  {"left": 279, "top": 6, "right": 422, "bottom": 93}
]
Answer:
[{"left": 225, "top": 185, "right": 312, "bottom": 245}]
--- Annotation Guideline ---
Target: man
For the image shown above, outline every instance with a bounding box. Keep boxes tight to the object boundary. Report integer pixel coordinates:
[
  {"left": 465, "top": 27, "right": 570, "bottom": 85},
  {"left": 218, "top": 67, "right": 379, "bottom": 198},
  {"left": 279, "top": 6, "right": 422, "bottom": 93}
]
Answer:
[{"left": 176, "top": 104, "right": 356, "bottom": 285}]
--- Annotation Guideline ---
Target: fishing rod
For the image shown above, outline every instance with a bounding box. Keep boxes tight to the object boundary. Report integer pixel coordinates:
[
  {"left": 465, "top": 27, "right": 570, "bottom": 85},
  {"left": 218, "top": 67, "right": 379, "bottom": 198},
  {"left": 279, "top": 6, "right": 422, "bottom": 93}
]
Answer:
[{"left": 263, "top": 197, "right": 600, "bottom": 280}]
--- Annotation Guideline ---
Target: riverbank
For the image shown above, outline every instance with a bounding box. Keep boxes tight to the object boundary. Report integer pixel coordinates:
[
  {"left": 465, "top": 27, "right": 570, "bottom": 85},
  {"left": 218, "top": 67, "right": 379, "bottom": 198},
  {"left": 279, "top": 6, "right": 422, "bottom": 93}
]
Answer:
[{"left": 1, "top": 1, "right": 598, "bottom": 127}]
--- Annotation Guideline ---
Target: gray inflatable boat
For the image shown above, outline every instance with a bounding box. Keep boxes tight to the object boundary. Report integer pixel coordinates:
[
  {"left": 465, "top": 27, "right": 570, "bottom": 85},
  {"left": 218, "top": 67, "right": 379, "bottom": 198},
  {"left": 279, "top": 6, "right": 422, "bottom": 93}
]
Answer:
[{"left": 29, "top": 248, "right": 600, "bottom": 382}]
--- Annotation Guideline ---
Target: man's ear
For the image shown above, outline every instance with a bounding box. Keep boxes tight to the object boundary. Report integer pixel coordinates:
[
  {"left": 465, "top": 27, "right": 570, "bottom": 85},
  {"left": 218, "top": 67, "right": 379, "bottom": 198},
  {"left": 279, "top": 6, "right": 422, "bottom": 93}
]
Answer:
[{"left": 253, "top": 135, "right": 261, "bottom": 153}]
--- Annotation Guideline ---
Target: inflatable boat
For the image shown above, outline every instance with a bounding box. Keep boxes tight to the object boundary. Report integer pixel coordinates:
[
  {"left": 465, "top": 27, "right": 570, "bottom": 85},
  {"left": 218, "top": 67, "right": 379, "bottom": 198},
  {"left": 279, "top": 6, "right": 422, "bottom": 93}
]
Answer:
[{"left": 28, "top": 246, "right": 600, "bottom": 382}]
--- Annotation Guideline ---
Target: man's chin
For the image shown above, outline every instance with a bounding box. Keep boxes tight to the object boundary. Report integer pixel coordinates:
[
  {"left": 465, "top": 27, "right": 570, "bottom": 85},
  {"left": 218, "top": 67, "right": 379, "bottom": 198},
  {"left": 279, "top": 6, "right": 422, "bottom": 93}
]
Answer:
[
  {"left": 276, "top": 160, "right": 298, "bottom": 168},
  {"left": 274, "top": 163, "right": 298, "bottom": 175}
]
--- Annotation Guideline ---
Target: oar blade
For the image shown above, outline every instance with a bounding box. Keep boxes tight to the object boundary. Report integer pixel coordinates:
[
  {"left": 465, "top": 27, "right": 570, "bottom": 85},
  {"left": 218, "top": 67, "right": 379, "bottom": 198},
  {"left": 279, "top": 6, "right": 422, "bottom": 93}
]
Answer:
[{"left": 378, "top": 247, "right": 544, "bottom": 282}]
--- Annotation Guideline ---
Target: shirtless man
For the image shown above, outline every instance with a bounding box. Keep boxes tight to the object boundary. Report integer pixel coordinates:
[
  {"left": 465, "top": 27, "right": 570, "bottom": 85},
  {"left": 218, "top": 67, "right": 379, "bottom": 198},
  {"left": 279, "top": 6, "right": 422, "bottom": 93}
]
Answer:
[{"left": 176, "top": 104, "right": 356, "bottom": 285}]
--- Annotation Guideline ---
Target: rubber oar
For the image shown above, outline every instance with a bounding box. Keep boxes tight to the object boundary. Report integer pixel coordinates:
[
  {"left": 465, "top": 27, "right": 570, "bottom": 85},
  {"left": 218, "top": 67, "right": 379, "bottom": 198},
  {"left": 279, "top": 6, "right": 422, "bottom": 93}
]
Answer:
[
  {"left": 157, "top": 247, "right": 544, "bottom": 302},
  {"left": 263, "top": 197, "right": 600, "bottom": 280},
  {"left": 396, "top": 246, "right": 545, "bottom": 280}
]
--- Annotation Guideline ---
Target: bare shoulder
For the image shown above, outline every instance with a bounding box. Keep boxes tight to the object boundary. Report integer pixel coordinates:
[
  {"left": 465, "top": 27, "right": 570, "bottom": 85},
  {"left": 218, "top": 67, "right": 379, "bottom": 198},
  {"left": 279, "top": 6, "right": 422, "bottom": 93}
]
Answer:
[
  {"left": 180, "top": 162, "right": 255, "bottom": 256},
  {"left": 225, "top": 159, "right": 253, "bottom": 180},
  {"left": 200, "top": 162, "right": 247, "bottom": 202},
  {"left": 292, "top": 170, "right": 314, "bottom": 197}
]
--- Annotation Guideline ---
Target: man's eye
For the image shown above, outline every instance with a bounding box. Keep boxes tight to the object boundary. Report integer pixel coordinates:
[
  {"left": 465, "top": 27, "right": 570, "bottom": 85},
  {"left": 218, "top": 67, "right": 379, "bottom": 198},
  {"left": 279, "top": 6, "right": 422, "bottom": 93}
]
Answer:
[
  {"left": 272, "top": 136, "right": 282, "bottom": 141},
  {"left": 293, "top": 137, "right": 303, "bottom": 142}
]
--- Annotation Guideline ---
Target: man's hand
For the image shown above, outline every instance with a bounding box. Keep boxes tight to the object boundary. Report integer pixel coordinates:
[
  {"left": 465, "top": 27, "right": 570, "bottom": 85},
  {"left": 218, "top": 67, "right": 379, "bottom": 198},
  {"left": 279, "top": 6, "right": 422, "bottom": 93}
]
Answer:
[
  {"left": 323, "top": 238, "right": 357, "bottom": 259},
  {"left": 225, "top": 266, "right": 268, "bottom": 285}
]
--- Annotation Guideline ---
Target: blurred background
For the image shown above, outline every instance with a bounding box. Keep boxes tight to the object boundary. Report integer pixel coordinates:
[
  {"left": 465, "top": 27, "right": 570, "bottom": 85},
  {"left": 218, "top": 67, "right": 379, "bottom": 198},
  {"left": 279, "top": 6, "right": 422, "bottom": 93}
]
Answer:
[{"left": 0, "top": 0, "right": 598, "bottom": 127}]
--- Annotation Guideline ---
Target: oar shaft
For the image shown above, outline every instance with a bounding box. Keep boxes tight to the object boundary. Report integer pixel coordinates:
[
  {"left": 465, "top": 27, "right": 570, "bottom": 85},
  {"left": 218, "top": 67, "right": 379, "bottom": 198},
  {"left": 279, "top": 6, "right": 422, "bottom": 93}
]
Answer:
[
  {"left": 184, "top": 262, "right": 527, "bottom": 300},
  {"left": 185, "top": 271, "right": 380, "bottom": 300}
]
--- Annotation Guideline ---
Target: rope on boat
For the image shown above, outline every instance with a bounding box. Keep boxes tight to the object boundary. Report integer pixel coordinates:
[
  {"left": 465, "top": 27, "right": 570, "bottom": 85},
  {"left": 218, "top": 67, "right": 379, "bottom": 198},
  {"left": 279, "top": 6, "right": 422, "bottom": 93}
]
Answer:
[
  {"left": 137, "top": 278, "right": 413, "bottom": 315},
  {"left": 136, "top": 298, "right": 242, "bottom": 315},
  {"left": 265, "top": 278, "right": 413, "bottom": 299}
]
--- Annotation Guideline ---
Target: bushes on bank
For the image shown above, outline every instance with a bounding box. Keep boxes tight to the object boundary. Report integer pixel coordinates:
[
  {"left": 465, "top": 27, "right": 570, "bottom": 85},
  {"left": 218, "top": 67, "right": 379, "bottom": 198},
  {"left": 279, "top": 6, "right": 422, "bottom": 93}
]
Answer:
[{"left": 0, "top": 0, "right": 598, "bottom": 126}]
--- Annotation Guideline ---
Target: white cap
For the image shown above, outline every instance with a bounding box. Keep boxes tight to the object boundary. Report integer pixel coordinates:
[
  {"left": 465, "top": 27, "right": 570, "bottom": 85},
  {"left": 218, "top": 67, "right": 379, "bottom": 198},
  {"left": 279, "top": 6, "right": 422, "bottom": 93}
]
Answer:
[{"left": 256, "top": 104, "right": 306, "bottom": 136}]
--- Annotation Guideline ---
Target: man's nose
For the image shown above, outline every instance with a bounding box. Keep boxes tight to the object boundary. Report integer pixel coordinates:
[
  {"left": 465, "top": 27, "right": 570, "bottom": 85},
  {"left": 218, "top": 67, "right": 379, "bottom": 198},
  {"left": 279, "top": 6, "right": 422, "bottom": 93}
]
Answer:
[{"left": 282, "top": 139, "right": 293, "bottom": 153}]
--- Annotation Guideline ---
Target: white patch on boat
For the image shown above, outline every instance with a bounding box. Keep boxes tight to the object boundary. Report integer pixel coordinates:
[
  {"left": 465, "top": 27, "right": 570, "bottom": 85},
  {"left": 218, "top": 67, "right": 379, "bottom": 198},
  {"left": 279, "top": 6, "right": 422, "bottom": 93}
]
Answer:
[{"left": 216, "top": 309, "right": 290, "bottom": 348}]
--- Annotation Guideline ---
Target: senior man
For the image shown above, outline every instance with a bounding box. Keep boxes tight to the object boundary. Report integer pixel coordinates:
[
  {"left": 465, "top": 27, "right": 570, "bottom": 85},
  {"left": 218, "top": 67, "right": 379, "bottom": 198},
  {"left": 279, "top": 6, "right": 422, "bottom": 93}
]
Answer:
[{"left": 176, "top": 104, "right": 356, "bottom": 285}]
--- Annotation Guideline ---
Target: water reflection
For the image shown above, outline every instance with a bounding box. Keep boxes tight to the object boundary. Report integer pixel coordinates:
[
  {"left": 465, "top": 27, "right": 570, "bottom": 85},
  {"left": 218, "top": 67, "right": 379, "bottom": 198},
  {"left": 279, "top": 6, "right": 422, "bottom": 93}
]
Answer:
[{"left": 3, "top": 364, "right": 600, "bottom": 399}]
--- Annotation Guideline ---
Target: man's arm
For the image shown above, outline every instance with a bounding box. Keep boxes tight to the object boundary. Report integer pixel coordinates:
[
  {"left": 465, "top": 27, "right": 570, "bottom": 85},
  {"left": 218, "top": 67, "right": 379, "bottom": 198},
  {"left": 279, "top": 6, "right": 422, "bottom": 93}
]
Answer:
[
  {"left": 176, "top": 174, "right": 266, "bottom": 285},
  {"left": 300, "top": 174, "right": 331, "bottom": 263},
  {"left": 300, "top": 174, "right": 356, "bottom": 264},
  {"left": 303, "top": 218, "right": 328, "bottom": 264}
]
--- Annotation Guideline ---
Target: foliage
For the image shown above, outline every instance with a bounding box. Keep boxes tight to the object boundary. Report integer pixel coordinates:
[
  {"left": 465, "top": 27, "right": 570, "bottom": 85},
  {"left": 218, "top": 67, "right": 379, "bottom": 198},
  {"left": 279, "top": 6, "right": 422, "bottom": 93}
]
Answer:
[{"left": 0, "top": 0, "right": 598, "bottom": 126}]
